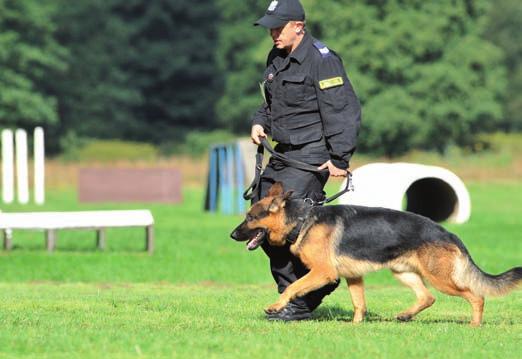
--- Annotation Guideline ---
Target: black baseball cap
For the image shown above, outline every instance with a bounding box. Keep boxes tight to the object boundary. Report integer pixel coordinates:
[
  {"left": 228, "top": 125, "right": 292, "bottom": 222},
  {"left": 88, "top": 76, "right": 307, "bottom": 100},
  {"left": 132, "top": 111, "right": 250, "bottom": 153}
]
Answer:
[{"left": 254, "top": 0, "right": 305, "bottom": 29}]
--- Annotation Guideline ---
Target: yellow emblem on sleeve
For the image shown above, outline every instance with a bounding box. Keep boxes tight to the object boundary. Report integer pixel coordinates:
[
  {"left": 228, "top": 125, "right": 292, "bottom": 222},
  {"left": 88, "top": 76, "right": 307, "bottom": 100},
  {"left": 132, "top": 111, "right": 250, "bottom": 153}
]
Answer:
[{"left": 319, "top": 77, "right": 344, "bottom": 90}]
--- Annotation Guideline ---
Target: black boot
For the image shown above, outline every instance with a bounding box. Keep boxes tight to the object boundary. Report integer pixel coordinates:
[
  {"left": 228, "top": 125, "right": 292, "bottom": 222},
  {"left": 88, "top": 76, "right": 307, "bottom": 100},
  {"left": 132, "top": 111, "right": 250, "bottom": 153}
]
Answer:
[
  {"left": 266, "top": 301, "right": 312, "bottom": 321},
  {"left": 265, "top": 279, "right": 339, "bottom": 321}
]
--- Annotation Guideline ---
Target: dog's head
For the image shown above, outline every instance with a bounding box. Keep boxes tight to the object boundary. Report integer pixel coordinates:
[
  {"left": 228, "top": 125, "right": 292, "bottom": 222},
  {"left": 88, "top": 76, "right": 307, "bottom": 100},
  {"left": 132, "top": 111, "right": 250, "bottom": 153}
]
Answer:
[{"left": 230, "top": 182, "right": 293, "bottom": 250}]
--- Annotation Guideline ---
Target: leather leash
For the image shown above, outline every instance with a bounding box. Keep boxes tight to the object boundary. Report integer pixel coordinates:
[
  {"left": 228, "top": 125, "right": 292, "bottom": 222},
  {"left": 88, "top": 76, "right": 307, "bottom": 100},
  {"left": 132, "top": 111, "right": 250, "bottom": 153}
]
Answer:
[{"left": 243, "top": 137, "right": 353, "bottom": 205}]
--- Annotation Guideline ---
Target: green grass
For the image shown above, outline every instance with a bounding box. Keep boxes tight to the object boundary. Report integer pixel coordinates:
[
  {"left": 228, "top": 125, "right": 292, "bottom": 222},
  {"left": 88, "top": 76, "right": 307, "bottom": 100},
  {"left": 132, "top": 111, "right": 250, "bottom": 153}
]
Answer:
[
  {"left": 0, "top": 182, "right": 521, "bottom": 357},
  {"left": 0, "top": 282, "right": 520, "bottom": 358}
]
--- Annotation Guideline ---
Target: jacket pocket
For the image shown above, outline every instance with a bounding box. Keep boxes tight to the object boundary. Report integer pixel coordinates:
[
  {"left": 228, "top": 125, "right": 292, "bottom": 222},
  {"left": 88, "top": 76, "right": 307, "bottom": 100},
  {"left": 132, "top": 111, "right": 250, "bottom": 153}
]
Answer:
[
  {"left": 287, "top": 115, "right": 323, "bottom": 145},
  {"left": 279, "top": 73, "right": 307, "bottom": 105},
  {"left": 285, "top": 114, "right": 321, "bottom": 129}
]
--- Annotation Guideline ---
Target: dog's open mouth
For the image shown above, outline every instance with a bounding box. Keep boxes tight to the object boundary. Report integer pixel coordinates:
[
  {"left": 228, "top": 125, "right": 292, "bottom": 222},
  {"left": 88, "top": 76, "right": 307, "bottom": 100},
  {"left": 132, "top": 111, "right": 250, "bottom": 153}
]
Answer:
[{"left": 246, "top": 229, "right": 266, "bottom": 251}]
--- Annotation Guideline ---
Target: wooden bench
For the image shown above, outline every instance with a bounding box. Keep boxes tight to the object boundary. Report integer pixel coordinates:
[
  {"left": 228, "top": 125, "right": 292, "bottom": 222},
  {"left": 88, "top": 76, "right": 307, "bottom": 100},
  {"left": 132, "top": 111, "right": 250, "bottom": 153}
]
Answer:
[{"left": 0, "top": 210, "right": 154, "bottom": 253}]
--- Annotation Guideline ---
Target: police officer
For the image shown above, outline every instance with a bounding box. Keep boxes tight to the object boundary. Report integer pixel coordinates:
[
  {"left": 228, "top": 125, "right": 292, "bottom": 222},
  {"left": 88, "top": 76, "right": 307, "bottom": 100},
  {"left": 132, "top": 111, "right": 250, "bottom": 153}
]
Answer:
[{"left": 251, "top": 0, "right": 361, "bottom": 321}]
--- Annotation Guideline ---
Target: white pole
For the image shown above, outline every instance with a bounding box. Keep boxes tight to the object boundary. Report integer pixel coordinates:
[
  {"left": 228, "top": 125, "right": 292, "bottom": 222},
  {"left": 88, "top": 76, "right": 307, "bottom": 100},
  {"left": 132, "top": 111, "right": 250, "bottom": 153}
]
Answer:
[
  {"left": 1, "top": 129, "right": 15, "bottom": 204},
  {"left": 34, "top": 127, "right": 45, "bottom": 205},
  {"left": 15, "top": 129, "right": 29, "bottom": 204}
]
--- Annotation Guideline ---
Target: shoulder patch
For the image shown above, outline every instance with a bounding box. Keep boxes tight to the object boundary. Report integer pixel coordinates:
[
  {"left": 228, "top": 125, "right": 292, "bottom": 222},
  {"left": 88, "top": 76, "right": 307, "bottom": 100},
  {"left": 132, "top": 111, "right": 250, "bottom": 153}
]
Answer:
[
  {"left": 319, "top": 77, "right": 344, "bottom": 90},
  {"left": 313, "top": 40, "right": 331, "bottom": 58}
]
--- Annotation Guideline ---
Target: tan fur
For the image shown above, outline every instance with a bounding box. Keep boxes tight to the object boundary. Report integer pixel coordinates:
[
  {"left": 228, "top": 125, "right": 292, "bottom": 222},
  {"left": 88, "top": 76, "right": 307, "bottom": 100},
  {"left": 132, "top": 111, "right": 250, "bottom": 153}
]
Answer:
[
  {"left": 415, "top": 245, "right": 466, "bottom": 296},
  {"left": 414, "top": 244, "right": 486, "bottom": 325},
  {"left": 270, "top": 230, "right": 490, "bottom": 325},
  {"left": 453, "top": 255, "right": 519, "bottom": 297},
  {"left": 334, "top": 257, "right": 385, "bottom": 278},
  {"left": 346, "top": 277, "right": 366, "bottom": 323},
  {"left": 266, "top": 224, "right": 338, "bottom": 313},
  {"left": 392, "top": 271, "right": 436, "bottom": 321},
  {"left": 246, "top": 196, "right": 292, "bottom": 246},
  {"left": 266, "top": 218, "right": 490, "bottom": 325},
  {"left": 243, "top": 185, "right": 520, "bottom": 326},
  {"left": 260, "top": 212, "right": 292, "bottom": 246},
  {"left": 332, "top": 250, "right": 418, "bottom": 279}
]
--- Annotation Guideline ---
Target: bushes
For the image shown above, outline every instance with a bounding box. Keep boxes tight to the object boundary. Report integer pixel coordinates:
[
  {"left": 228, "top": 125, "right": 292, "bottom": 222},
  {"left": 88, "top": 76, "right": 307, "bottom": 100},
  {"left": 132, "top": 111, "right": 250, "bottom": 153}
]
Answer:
[
  {"left": 217, "top": 0, "right": 508, "bottom": 156},
  {"left": 60, "top": 139, "right": 159, "bottom": 162},
  {"left": 59, "top": 130, "right": 238, "bottom": 161}
]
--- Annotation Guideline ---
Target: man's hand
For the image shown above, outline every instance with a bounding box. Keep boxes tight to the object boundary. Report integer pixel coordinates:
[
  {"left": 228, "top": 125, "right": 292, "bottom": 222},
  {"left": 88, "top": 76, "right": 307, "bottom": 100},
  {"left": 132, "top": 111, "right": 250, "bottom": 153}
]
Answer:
[
  {"left": 318, "top": 160, "right": 347, "bottom": 177},
  {"left": 251, "top": 124, "right": 267, "bottom": 145}
]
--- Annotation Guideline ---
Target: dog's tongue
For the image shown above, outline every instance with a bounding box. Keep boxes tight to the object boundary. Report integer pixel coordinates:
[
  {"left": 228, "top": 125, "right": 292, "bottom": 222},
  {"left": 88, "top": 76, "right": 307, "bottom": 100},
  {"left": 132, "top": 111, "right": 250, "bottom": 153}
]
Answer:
[
  {"left": 246, "top": 232, "right": 263, "bottom": 251},
  {"left": 247, "top": 239, "right": 259, "bottom": 251}
]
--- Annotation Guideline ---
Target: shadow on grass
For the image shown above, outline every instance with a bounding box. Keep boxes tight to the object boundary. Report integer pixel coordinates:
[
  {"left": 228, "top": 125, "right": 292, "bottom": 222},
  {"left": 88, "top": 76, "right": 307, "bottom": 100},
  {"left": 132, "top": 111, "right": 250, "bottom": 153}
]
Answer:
[
  {"left": 313, "top": 305, "right": 388, "bottom": 323},
  {"left": 312, "top": 305, "right": 517, "bottom": 326}
]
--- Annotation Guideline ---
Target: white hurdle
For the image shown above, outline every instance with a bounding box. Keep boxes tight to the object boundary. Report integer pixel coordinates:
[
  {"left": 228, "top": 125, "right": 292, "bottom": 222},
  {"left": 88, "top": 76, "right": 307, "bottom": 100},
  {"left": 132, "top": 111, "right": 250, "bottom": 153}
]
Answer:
[
  {"left": 1, "top": 129, "right": 15, "bottom": 204},
  {"left": 15, "top": 129, "right": 29, "bottom": 204},
  {"left": 1, "top": 127, "right": 45, "bottom": 205},
  {"left": 34, "top": 127, "right": 45, "bottom": 205}
]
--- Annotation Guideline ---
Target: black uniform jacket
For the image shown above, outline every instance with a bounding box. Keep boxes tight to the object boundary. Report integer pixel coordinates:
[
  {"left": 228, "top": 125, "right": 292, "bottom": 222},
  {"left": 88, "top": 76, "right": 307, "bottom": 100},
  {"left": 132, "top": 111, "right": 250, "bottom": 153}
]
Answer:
[{"left": 252, "top": 32, "right": 361, "bottom": 169}]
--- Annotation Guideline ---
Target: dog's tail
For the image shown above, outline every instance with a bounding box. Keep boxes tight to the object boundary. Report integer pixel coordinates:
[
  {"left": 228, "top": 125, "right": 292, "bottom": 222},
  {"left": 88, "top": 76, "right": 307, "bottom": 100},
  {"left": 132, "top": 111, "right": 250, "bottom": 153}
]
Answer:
[{"left": 452, "top": 239, "right": 522, "bottom": 297}]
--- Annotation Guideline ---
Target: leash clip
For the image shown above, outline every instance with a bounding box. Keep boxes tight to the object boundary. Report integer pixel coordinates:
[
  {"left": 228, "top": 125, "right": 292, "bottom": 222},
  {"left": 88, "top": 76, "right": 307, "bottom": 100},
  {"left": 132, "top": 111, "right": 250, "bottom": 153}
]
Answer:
[
  {"left": 347, "top": 171, "right": 354, "bottom": 192},
  {"left": 303, "top": 198, "right": 316, "bottom": 206},
  {"left": 320, "top": 171, "right": 354, "bottom": 205}
]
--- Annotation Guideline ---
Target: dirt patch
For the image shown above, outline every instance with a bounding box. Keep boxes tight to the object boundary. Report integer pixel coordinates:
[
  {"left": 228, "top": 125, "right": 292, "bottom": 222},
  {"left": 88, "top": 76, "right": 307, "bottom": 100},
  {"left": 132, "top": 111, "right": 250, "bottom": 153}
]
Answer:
[
  {"left": 45, "top": 155, "right": 208, "bottom": 189},
  {"left": 43, "top": 146, "right": 522, "bottom": 190}
]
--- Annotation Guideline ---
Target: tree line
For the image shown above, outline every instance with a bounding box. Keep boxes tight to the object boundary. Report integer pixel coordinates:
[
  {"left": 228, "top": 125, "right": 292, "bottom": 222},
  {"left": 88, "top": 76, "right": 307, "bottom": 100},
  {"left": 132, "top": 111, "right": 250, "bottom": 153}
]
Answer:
[{"left": 0, "top": 0, "right": 520, "bottom": 156}]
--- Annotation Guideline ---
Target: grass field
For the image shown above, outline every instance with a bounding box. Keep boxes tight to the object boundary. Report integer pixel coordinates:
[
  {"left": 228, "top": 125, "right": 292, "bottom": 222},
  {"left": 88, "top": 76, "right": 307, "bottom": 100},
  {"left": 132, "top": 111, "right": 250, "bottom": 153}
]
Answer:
[{"left": 0, "top": 182, "right": 521, "bottom": 358}]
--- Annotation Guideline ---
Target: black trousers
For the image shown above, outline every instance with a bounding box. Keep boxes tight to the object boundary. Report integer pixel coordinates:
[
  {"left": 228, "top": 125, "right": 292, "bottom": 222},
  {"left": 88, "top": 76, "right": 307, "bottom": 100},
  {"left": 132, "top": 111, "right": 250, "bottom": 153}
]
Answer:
[{"left": 255, "top": 158, "right": 340, "bottom": 310}]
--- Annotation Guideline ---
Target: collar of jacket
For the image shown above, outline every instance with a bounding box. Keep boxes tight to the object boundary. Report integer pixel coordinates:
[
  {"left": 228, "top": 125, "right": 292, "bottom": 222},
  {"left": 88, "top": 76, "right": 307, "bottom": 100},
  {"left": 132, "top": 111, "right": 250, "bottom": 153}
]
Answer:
[{"left": 289, "top": 32, "right": 312, "bottom": 64}]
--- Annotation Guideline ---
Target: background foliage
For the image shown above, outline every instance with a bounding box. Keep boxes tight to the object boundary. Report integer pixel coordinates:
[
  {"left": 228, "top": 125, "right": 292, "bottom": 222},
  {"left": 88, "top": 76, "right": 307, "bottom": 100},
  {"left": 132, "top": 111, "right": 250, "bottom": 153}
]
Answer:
[
  {"left": 483, "top": 0, "right": 522, "bottom": 131},
  {"left": 0, "top": 0, "right": 520, "bottom": 156},
  {"left": 0, "top": 0, "right": 67, "bottom": 129}
]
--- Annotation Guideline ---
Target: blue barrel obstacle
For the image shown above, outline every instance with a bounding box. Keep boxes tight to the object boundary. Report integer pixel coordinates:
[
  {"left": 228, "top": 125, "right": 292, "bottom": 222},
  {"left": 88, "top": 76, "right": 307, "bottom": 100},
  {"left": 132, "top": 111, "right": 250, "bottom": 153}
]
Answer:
[{"left": 205, "top": 141, "right": 253, "bottom": 215}]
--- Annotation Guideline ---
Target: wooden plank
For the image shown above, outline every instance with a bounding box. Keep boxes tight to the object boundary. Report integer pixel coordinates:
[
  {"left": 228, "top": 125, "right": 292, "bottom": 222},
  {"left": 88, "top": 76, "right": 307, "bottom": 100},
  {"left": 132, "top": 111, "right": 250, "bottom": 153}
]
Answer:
[
  {"left": 96, "top": 229, "right": 106, "bottom": 250},
  {"left": 3, "top": 229, "right": 13, "bottom": 251},
  {"left": 0, "top": 210, "right": 155, "bottom": 253},
  {"left": 0, "top": 210, "right": 154, "bottom": 230},
  {"left": 146, "top": 225, "right": 154, "bottom": 255},
  {"left": 46, "top": 230, "right": 56, "bottom": 252}
]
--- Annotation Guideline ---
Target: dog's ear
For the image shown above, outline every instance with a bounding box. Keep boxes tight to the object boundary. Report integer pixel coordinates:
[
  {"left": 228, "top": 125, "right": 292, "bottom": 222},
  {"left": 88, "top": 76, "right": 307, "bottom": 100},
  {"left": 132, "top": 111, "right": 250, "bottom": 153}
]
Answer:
[
  {"left": 267, "top": 182, "right": 284, "bottom": 197},
  {"left": 268, "top": 197, "right": 283, "bottom": 213},
  {"left": 269, "top": 190, "right": 293, "bottom": 213}
]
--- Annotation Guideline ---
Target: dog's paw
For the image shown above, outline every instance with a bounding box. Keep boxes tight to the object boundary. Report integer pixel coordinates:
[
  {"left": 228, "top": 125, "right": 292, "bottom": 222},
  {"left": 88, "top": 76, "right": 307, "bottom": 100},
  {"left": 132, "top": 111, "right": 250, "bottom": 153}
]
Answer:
[
  {"left": 352, "top": 314, "right": 365, "bottom": 324},
  {"left": 396, "top": 313, "right": 413, "bottom": 322},
  {"left": 264, "top": 303, "right": 284, "bottom": 314}
]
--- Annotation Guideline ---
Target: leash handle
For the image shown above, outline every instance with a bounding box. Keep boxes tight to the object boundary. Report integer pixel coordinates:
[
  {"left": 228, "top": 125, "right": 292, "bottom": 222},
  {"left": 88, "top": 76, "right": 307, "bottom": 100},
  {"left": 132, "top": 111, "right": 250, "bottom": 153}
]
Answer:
[
  {"left": 260, "top": 138, "right": 328, "bottom": 173},
  {"left": 242, "top": 143, "right": 264, "bottom": 201},
  {"left": 316, "top": 171, "right": 353, "bottom": 205},
  {"left": 243, "top": 137, "right": 354, "bottom": 203}
]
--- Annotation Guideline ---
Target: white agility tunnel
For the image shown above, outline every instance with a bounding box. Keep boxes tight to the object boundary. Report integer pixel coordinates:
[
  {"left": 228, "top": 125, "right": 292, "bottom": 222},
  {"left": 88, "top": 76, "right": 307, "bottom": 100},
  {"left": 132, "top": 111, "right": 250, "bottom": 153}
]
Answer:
[{"left": 338, "top": 163, "right": 471, "bottom": 224}]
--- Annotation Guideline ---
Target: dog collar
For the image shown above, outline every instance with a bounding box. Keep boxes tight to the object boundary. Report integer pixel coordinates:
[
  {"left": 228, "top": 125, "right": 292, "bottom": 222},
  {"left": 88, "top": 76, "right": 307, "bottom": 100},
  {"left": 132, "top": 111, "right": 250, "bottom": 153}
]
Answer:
[
  {"left": 286, "top": 217, "right": 306, "bottom": 244},
  {"left": 286, "top": 200, "right": 314, "bottom": 244}
]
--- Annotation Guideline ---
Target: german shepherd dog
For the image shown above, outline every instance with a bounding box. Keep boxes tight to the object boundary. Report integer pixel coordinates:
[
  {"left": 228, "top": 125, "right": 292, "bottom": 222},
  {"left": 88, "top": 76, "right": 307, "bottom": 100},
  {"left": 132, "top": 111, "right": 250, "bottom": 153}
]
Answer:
[{"left": 231, "top": 182, "right": 522, "bottom": 326}]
